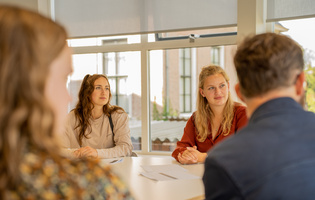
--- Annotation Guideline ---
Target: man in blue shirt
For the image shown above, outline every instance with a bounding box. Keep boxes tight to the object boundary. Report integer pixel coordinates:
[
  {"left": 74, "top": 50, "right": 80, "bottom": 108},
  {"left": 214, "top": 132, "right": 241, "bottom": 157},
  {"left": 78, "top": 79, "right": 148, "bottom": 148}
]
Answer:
[{"left": 203, "top": 33, "right": 315, "bottom": 200}]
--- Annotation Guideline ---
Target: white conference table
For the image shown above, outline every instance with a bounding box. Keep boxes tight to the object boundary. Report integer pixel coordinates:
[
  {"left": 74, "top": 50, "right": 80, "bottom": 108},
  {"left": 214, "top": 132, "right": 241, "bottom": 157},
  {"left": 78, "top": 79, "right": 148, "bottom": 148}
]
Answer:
[{"left": 102, "top": 156, "right": 205, "bottom": 200}]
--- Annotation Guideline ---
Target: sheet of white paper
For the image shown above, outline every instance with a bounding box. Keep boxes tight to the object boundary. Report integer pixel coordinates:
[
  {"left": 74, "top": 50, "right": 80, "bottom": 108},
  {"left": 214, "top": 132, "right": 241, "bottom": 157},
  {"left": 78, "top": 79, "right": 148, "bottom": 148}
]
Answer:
[
  {"left": 140, "top": 164, "right": 200, "bottom": 181},
  {"left": 142, "top": 164, "right": 187, "bottom": 173},
  {"left": 140, "top": 171, "right": 176, "bottom": 181}
]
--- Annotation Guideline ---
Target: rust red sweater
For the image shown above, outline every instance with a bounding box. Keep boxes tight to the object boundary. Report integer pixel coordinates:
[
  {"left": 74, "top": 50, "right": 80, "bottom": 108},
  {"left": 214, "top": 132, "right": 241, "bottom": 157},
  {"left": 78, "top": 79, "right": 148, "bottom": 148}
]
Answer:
[{"left": 172, "top": 104, "right": 248, "bottom": 162}]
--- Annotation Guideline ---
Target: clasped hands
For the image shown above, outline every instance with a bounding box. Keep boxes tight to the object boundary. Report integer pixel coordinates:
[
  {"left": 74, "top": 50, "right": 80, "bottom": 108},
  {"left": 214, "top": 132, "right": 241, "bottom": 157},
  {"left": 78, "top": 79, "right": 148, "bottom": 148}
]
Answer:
[
  {"left": 178, "top": 146, "right": 207, "bottom": 164},
  {"left": 74, "top": 146, "right": 98, "bottom": 159}
]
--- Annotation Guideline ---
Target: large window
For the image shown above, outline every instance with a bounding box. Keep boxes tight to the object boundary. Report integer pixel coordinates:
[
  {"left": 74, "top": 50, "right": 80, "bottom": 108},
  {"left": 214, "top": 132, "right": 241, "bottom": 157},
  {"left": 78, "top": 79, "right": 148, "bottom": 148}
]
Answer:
[
  {"left": 102, "top": 39, "right": 130, "bottom": 111},
  {"left": 103, "top": 52, "right": 129, "bottom": 113},
  {"left": 68, "top": 37, "right": 142, "bottom": 150},
  {"left": 68, "top": 53, "right": 101, "bottom": 111},
  {"left": 9, "top": 0, "right": 315, "bottom": 156},
  {"left": 148, "top": 45, "right": 237, "bottom": 152},
  {"left": 68, "top": 27, "right": 238, "bottom": 154},
  {"left": 279, "top": 18, "right": 315, "bottom": 112}
]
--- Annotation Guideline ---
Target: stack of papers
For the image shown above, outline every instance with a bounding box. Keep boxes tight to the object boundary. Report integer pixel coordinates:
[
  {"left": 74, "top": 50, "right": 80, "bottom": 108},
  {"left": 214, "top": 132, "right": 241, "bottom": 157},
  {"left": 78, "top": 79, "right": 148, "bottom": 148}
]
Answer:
[{"left": 140, "top": 164, "right": 200, "bottom": 181}]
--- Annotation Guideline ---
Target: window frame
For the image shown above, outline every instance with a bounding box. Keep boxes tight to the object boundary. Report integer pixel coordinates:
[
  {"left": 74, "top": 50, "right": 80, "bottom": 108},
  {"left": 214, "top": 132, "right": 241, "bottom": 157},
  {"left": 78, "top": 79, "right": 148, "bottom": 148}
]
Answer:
[
  {"left": 71, "top": 34, "right": 237, "bottom": 155},
  {"left": 179, "top": 48, "right": 192, "bottom": 113}
]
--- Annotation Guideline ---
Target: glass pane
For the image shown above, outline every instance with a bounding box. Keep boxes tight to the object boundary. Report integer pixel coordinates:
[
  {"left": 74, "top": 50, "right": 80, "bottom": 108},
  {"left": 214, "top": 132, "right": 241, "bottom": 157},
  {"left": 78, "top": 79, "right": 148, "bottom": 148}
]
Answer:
[
  {"left": 185, "top": 60, "right": 191, "bottom": 75},
  {"left": 211, "top": 47, "right": 219, "bottom": 65},
  {"left": 149, "top": 45, "right": 238, "bottom": 152},
  {"left": 179, "top": 78, "right": 184, "bottom": 94},
  {"left": 119, "top": 77, "right": 127, "bottom": 94},
  {"left": 108, "top": 78, "right": 116, "bottom": 94},
  {"left": 72, "top": 54, "right": 99, "bottom": 79},
  {"left": 150, "top": 48, "right": 190, "bottom": 152},
  {"left": 179, "top": 50, "right": 184, "bottom": 75},
  {"left": 185, "top": 48, "right": 190, "bottom": 57},
  {"left": 68, "top": 35, "right": 141, "bottom": 47},
  {"left": 185, "top": 78, "right": 191, "bottom": 94},
  {"left": 105, "top": 53, "right": 117, "bottom": 75},
  {"left": 68, "top": 54, "right": 100, "bottom": 110},
  {"left": 185, "top": 95, "right": 191, "bottom": 112},
  {"left": 67, "top": 38, "right": 98, "bottom": 47},
  {"left": 118, "top": 94, "right": 129, "bottom": 113},
  {"left": 111, "top": 95, "right": 117, "bottom": 106},
  {"left": 279, "top": 18, "right": 315, "bottom": 112},
  {"left": 148, "top": 34, "right": 156, "bottom": 42},
  {"left": 68, "top": 51, "right": 141, "bottom": 150},
  {"left": 179, "top": 95, "right": 184, "bottom": 113}
]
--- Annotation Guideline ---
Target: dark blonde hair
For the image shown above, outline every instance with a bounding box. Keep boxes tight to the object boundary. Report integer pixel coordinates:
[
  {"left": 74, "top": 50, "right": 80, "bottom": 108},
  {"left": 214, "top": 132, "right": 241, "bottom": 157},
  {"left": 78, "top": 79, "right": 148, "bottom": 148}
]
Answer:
[
  {"left": 195, "top": 65, "right": 235, "bottom": 142},
  {"left": 0, "top": 5, "right": 67, "bottom": 196},
  {"left": 234, "top": 33, "right": 304, "bottom": 98},
  {"left": 73, "top": 74, "right": 125, "bottom": 146}
]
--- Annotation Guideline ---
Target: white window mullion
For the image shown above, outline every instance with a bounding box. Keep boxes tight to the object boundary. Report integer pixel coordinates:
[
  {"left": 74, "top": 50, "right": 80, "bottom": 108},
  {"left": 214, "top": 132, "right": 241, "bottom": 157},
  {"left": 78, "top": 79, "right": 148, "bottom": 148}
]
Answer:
[{"left": 140, "top": 34, "right": 150, "bottom": 153}]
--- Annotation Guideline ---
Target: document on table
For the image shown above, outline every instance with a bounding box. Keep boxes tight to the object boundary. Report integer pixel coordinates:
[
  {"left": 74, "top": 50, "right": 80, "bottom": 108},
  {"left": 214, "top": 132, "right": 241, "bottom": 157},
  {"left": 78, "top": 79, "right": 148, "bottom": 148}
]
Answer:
[{"left": 140, "top": 164, "right": 200, "bottom": 181}]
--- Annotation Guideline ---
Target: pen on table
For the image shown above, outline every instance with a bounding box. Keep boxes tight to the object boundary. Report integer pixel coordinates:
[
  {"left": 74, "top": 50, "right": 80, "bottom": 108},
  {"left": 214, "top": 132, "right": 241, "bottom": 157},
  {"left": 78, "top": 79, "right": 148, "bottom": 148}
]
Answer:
[
  {"left": 159, "top": 173, "right": 177, "bottom": 180},
  {"left": 110, "top": 158, "right": 123, "bottom": 164}
]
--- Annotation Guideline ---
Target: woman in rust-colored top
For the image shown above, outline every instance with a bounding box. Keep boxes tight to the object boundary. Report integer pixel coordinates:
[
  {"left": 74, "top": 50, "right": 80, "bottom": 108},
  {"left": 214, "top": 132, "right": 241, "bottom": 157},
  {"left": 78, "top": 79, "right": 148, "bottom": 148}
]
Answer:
[{"left": 172, "top": 65, "right": 248, "bottom": 164}]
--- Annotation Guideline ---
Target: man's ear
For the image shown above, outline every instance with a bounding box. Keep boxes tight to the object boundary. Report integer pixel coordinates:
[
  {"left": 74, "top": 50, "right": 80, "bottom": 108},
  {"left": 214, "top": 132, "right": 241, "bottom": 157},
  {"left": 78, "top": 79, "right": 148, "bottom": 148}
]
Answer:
[
  {"left": 235, "top": 83, "right": 245, "bottom": 102},
  {"left": 295, "top": 72, "right": 305, "bottom": 96}
]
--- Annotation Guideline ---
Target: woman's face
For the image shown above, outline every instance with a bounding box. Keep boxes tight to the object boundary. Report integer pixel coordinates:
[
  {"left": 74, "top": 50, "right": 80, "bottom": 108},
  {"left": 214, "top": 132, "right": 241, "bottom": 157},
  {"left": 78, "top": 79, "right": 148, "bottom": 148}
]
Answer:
[
  {"left": 45, "top": 45, "right": 73, "bottom": 133},
  {"left": 91, "top": 77, "right": 110, "bottom": 107},
  {"left": 199, "top": 73, "right": 229, "bottom": 108}
]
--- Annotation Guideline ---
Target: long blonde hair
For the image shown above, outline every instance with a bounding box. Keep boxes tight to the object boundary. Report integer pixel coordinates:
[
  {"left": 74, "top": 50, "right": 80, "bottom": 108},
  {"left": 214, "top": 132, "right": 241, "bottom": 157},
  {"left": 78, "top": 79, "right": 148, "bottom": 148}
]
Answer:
[
  {"left": 195, "top": 65, "right": 234, "bottom": 142},
  {"left": 0, "top": 5, "right": 67, "bottom": 196}
]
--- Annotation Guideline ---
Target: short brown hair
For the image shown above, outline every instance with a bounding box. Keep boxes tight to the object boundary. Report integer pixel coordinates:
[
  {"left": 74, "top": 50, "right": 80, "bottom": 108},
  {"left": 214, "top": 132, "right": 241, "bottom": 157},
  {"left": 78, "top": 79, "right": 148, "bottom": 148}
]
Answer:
[{"left": 234, "top": 33, "right": 304, "bottom": 98}]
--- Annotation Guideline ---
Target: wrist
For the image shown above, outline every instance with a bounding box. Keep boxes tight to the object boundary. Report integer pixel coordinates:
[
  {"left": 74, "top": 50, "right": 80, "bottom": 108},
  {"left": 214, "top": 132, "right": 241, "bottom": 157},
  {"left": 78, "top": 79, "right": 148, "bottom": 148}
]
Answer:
[
  {"left": 94, "top": 149, "right": 99, "bottom": 158},
  {"left": 198, "top": 153, "right": 207, "bottom": 163}
]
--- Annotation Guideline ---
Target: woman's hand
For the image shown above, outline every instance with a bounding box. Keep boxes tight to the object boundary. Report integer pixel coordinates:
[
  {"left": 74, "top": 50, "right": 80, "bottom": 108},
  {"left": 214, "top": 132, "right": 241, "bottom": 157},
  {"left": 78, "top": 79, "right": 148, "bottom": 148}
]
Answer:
[
  {"left": 178, "top": 146, "right": 207, "bottom": 164},
  {"left": 186, "top": 146, "right": 207, "bottom": 163},
  {"left": 74, "top": 146, "right": 98, "bottom": 159},
  {"left": 178, "top": 150, "right": 197, "bottom": 164}
]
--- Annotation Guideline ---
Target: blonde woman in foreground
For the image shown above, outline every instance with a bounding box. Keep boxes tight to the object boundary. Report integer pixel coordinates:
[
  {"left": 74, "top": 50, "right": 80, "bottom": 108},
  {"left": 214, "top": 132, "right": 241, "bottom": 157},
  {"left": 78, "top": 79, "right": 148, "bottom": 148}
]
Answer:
[
  {"left": 0, "top": 5, "right": 133, "bottom": 200},
  {"left": 172, "top": 65, "right": 248, "bottom": 164}
]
